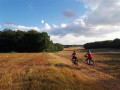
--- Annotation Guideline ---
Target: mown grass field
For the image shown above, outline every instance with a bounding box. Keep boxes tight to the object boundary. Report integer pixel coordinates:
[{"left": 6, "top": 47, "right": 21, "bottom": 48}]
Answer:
[
  {"left": 56, "top": 47, "right": 120, "bottom": 79},
  {"left": 0, "top": 47, "right": 120, "bottom": 90}
]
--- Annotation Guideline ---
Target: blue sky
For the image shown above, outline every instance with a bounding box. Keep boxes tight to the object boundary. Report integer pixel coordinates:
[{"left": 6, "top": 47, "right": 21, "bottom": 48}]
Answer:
[
  {"left": 0, "top": 0, "right": 87, "bottom": 28},
  {"left": 0, "top": 0, "right": 120, "bottom": 44}
]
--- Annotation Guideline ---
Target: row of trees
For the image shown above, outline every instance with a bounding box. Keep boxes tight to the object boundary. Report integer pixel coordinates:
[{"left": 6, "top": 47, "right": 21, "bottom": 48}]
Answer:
[
  {"left": 84, "top": 38, "right": 120, "bottom": 49},
  {"left": 0, "top": 29, "right": 64, "bottom": 52},
  {"left": 64, "top": 45, "right": 82, "bottom": 48}
]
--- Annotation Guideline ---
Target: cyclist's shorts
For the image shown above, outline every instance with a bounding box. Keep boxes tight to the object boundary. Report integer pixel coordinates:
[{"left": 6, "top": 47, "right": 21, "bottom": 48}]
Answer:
[
  {"left": 86, "top": 58, "right": 92, "bottom": 60},
  {"left": 72, "top": 56, "right": 77, "bottom": 60}
]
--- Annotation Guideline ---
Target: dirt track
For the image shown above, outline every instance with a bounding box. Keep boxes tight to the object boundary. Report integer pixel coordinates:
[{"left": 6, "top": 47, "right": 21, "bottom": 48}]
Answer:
[{"left": 49, "top": 53, "right": 120, "bottom": 90}]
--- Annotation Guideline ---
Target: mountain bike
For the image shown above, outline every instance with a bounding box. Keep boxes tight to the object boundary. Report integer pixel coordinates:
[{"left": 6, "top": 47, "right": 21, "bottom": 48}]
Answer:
[
  {"left": 84, "top": 55, "right": 94, "bottom": 65},
  {"left": 71, "top": 57, "right": 78, "bottom": 66}
]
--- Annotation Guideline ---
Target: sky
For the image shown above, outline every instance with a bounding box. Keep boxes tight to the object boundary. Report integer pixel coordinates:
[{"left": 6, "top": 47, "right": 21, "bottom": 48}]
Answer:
[{"left": 0, "top": 0, "right": 120, "bottom": 45}]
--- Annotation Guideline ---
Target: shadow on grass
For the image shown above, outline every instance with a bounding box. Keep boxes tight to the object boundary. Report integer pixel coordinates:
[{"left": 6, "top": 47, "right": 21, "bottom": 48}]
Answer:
[
  {"left": 96, "top": 59, "right": 120, "bottom": 78},
  {"left": 95, "top": 77, "right": 120, "bottom": 90},
  {"left": 45, "top": 63, "right": 52, "bottom": 66},
  {"left": 54, "top": 63, "right": 81, "bottom": 70},
  {"left": 95, "top": 53, "right": 120, "bottom": 58},
  {"left": 96, "top": 60, "right": 120, "bottom": 65}
]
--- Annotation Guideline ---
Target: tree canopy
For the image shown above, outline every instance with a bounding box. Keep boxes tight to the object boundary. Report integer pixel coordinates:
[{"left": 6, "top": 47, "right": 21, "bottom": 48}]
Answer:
[
  {"left": 0, "top": 29, "right": 64, "bottom": 52},
  {"left": 84, "top": 38, "right": 120, "bottom": 49}
]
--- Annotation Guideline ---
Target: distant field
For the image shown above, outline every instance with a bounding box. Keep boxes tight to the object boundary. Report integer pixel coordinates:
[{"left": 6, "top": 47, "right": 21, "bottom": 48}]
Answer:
[{"left": 0, "top": 47, "right": 120, "bottom": 90}]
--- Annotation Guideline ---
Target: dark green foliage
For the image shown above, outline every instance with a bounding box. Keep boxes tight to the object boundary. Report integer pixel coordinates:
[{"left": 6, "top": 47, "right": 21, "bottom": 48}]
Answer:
[
  {"left": 54, "top": 43, "right": 64, "bottom": 51},
  {"left": 0, "top": 29, "right": 63, "bottom": 52},
  {"left": 84, "top": 38, "right": 120, "bottom": 49},
  {"left": 112, "top": 38, "right": 120, "bottom": 48},
  {"left": 64, "top": 45, "right": 82, "bottom": 48}
]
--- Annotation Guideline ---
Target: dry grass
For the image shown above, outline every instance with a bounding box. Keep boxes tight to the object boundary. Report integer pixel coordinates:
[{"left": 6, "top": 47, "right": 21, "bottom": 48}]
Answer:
[
  {"left": 56, "top": 47, "right": 120, "bottom": 78},
  {"left": 0, "top": 47, "right": 120, "bottom": 90},
  {"left": 0, "top": 52, "right": 103, "bottom": 90},
  {"left": 54, "top": 47, "right": 120, "bottom": 89}
]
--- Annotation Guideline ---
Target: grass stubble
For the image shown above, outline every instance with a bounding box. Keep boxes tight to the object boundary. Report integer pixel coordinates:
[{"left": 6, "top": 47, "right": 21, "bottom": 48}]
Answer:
[
  {"left": 0, "top": 52, "right": 102, "bottom": 90},
  {"left": 0, "top": 47, "right": 120, "bottom": 90}
]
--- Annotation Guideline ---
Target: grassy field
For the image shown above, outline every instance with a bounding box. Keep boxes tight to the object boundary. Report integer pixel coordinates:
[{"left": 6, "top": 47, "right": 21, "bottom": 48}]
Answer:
[
  {"left": 56, "top": 47, "right": 120, "bottom": 78},
  {"left": 0, "top": 47, "right": 120, "bottom": 90}
]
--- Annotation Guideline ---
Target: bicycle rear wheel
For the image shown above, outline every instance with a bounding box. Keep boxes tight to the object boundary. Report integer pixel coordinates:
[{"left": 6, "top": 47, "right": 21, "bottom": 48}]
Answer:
[
  {"left": 73, "top": 59, "right": 78, "bottom": 66},
  {"left": 90, "top": 59, "right": 94, "bottom": 65}
]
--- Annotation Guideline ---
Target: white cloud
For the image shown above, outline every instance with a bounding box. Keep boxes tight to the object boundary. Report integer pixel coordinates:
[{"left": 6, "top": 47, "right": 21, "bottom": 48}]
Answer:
[
  {"left": 42, "top": 23, "right": 51, "bottom": 30},
  {"left": 0, "top": 25, "right": 1, "bottom": 29},
  {"left": 53, "top": 23, "right": 67, "bottom": 29},
  {"left": 50, "top": 34, "right": 110, "bottom": 45},
  {"left": 3, "top": 0, "right": 120, "bottom": 45},
  {"left": 50, "top": 30, "right": 120, "bottom": 45},
  {"left": 116, "top": 2, "right": 120, "bottom": 5},
  {"left": 4, "top": 23, "right": 40, "bottom": 31},
  {"left": 48, "top": 0, "right": 120, "bottom": 44},
  {"left": 41, "top": 20, "right": 44, "bottom": 24},
  {"left": 61, "top": 23, "right": 67, "bottom": 28},
  {"left": 82, "top": 0, "right": 120, "bottom": 25},
  {"left": 4, "top": 23, "right": 52, "bottom": 32},
  {"left": 49, "top": 22, "right": 120, "bottom": 37}
]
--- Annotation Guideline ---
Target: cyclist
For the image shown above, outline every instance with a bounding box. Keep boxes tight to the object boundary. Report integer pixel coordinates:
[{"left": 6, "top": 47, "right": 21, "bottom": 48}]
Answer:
[
  {"left": 85, "top": 50, "right": 92, "bottom": 64},
  {"left": 71, "top": 51, "right": 78, "bottom": 65}
]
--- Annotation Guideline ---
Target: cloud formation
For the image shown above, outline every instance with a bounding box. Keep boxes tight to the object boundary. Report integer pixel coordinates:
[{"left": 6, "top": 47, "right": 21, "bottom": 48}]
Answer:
[
  {"left": 4, "top": 22, "right": 52, "bottom": 32},
  {"left": 3, "top": 0, "right": 120, "bottom": 44},
  {"left": 42, "top": 23, "right": 51, "bottom": 30},
  {"left": 79, "top": 0, "right": 120, "bottom": 26},
  {"left": 62, "top": 9, "right": 77, "bottom": 18},
  {"left": 48, "top": 0, "right": 120, "bottom": 44},
  {"left": 4, "top": 23, "right": 40, "bottom": 31},
  {"left": 49, "top": 0, "right": 120, "bottom": 37}
]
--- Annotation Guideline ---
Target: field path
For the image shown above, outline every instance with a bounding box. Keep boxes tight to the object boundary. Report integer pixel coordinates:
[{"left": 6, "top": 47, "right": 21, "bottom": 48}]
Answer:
[{"left": 49, "top": 53, "right": 120, "bottom": 90}]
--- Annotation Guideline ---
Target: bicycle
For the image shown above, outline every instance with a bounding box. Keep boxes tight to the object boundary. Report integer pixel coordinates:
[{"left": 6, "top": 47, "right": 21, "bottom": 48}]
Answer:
[
  {"left": 84, "top": 55, "right": 95, "bottom": 65},
  {"left": 71, "top": 57, "right": 78, "bottom": 67}
]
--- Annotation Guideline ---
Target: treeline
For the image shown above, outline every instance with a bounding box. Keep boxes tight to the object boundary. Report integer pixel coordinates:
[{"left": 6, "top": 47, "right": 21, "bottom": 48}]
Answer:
[
  {"left": 84, "top": 38, "right": 120, "bottom": 49},
  {"left": 0, "top": 29, "right": 64, "bottom": 52},
  {"left": 64, "top": 45, "right": 83, "bottom": 48}
]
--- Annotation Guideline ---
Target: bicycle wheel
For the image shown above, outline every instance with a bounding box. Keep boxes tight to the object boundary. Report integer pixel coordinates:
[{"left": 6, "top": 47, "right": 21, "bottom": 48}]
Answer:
[
  {"left": 71, "top": 59, "right": 74, "bottom": 65},
  {"left": 90, "top": 59, "right": 94, "bottom": 65},
  {"left": 72, "top": 59, "right": 78, "bottom": 66},
  {"left": 75, "top": 59, "right": 78, "bottom": 66}
]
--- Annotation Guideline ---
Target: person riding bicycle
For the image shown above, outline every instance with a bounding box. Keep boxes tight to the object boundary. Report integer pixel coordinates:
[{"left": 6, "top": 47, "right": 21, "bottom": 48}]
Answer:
[
  {"left": 85, "top": 50, "right": 92, "bottom": 64},
  {"left": 71, "top": 51, "right": 78, "bottom": 64}
]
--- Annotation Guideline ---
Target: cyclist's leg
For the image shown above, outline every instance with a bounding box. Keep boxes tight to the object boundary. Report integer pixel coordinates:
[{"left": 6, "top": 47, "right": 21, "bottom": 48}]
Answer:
[
  {"left": 76, "top": 57, "right": 78, "bottom": 66},
  {"left": 89, "top": 59, "right": 91, "bottom": 64},
  {"left": 86, "top": 58, "right": 89, "bottom": 64},
  {"left": 90, "top": 59, "right": 94, "bottom": 64},
  {"left": 71, "top": 57, "right": 74, "bottom": 64},
  {"left": 74, "top": 57, "right": 78, "bottom": 66},
  {"left": 75, "top": 57, "right": 77, "bottom": 63},
  {"left": 73, "top": 57, "right": 76, "bottom": 64}
]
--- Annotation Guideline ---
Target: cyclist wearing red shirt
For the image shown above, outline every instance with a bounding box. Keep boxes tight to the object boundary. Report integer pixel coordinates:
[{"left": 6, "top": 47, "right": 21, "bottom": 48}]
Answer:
[
  {"left": 85, "top": 50, "right": 92, "bottom": 64},
  {"left": 71, "top": 51, "right": 77, "bottom": 60}
]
